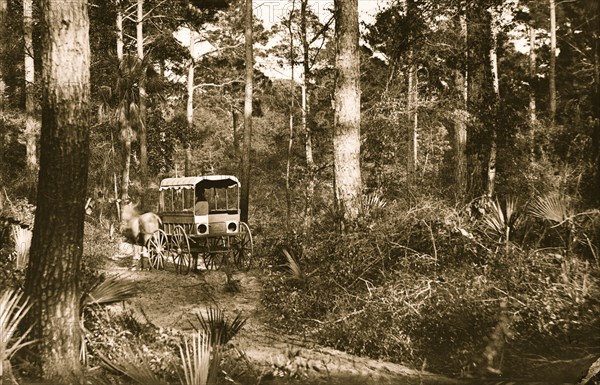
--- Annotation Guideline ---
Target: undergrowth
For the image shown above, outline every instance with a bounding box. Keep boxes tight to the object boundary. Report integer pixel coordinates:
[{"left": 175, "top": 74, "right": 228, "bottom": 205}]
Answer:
[{"left": 261, "top": 196, "right": 600, "bottom": 377}]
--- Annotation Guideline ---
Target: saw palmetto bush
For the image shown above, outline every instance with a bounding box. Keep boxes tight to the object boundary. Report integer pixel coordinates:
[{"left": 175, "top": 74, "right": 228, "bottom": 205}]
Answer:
[
  {"left": 190, "top": 307, "right": 247, "bottom": 347},
  {"left": 99, "top": 343, "right": 170, "bottom": 385},
  {"left": 0, "top": 289, "right": 35, "bottom": 381},
  {"left": 261, "top": 193, "right": 600, "bottom": 376}
]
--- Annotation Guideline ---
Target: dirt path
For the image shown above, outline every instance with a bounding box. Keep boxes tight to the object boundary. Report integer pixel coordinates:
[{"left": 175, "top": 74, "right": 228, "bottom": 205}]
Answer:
[{"left": 103, "top": 251, "right": 462, "bottom": 384}]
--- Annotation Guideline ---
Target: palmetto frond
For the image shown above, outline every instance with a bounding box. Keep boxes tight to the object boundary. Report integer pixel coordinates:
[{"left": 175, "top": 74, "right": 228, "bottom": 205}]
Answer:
[
  {"left": 0, "top": 289, "right": 35, "bottom": 376},
  {"left": 529, "top": 193, "right": 573, "bottom": 224},
  {"left": 98, "top": 345, "right": 168, "bottom": 385},
  {"left": 81, "top": 274, "right": 137, "bottom": 309},
  {"left": 179, "top": 331, "right": 218, "bottom": 385},
  {"left": 481, "top": 197, "right": 521, "bottom": 241},
  {"left": 282, "top": 248, "right": 303, "bottom": 280},
  {"left": 361, "top": 191, "right": 387, "bottom": 216},
  {"left": 190, "top": 307, "right": 246, "bottom": 346}
]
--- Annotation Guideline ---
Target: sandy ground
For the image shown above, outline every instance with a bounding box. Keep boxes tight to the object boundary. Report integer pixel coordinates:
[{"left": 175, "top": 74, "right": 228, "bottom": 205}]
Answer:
[{"left": 103, "top": 247, "right": 465, "bottom": 384}]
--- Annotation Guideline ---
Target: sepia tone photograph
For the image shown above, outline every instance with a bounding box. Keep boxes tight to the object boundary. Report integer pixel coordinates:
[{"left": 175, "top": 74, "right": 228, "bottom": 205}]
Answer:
[{"left": 0, "top": 0, "right": 599, "bottom": 384}]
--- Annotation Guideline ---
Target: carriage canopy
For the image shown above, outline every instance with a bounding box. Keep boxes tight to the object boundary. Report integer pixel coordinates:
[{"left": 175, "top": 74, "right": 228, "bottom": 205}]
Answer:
[
  {"left": 158, "top": 175, "right": 240, "bottom": 214},
  {"left": 159, "top": 175, "right": 240, "bottom": 191}
]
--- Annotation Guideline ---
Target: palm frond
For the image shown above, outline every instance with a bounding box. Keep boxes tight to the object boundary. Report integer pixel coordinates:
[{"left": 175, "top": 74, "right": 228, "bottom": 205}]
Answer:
[
  {"left": 282, "top": 248, "right": 303, "bottom": 280},
  {"left": 529, "top": 193, "right": 573, "bottom": 224},
  {"left": 0, "top": 289, "right": 35, "bottom": 368},
  {"left": 481, "top": 199, "right": 505, "bottom": 236},
  {"left": 361, "top": 191, "right": 387, "bottom": 217},
  {"left": 190, "top": 307, "right": 246, "bottom": 346},
  {"left": 98, "top": 345, "right": 168, "bottom": 385},
  {"left": 179, "top": 331, "right": 218, "bottom": 385},
  {"left": 11, "top": 225, "right": 32, "bottom": 269},
  {"left": 81, "top": 274, "right": 137, "bottom": 309},
  {"left": 481, "top": 197, "right": 523, "bottom": 242}
]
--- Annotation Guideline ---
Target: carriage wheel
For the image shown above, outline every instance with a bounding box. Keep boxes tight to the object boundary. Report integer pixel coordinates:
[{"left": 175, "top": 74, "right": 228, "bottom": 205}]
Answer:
[
  {"left": 171, "top": 225, "right": 191, "bottom": 274},
  {"left": 232, "top": 222, "right": 253, "bottom": 270},
  {"left": 202, "top": 237, "right": 225, "bottom": 270},
  {"left": 146, "top": 229, "right": 167, "bottom": 270}
]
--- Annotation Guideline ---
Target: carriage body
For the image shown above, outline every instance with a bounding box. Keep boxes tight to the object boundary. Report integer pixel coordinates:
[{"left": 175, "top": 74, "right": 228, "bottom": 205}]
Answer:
[
  {"left": 158, "top": 175, "right": 242, "bottom": 240},
  {"left": 144, "top": 175, "right": 253, "bottom": 273}
]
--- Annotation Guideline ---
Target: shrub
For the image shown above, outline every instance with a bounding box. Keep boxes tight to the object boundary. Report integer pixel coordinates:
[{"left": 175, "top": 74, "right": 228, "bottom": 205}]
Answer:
[{"left": 261, "top": 195, "right": 600, "bottom": 376}]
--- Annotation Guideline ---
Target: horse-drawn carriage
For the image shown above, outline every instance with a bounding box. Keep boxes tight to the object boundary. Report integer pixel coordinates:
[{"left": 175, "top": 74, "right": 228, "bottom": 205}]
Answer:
[{"left": 144, "top": 175, "right": 253, "bottom": 274}]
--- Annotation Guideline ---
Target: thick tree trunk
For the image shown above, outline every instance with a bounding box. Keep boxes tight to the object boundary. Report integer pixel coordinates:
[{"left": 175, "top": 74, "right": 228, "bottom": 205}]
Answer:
[
  {"left": 24, "top": 0, "right": 38, "bottom": 171},
  {"left": 333, "top": 0, "right": 362, "bottom": 224},
  {"left": 0, "top": 0, "right": 6, "bottom": 111},
  {"left": 240, "top": 0, "right": 253, "bottom": 223},
  {"left": 549, "top": 0, "right": 557, "bottom": 124},
  {"left": 137, "top": 0, "right": 148, "bottom": 201},
  {"left": 186, "top": 30, "right": 195, "bottom": 177},
  {"left": 24, "top": 0, "right": 90, "bottom": 381}
]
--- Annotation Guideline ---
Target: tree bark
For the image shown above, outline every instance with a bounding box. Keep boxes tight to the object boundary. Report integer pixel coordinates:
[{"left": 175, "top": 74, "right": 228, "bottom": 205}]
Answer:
[
  {"left": 300, "top": 0, "right": 315, "bottom": 237},
  {"left": 116, "top": 2, "right": 127, "bottom": 212},
  {"left": 454, "top": 12, "right": 468, "bottom": 201},
  {"left": 137, "top": 0, "right": 148, "bottom": 202},
  {"left": 486, "top": 5, "right": 499, "bottom": 198},
  {"left": 454, "top": 14, "right": 469, "bottom": 201},
  {"left": 232, "top": 105, "right": 239, "bottom": 157},
  {"left": 549, "top": 0, "right": 557, "bottom": 124},
  {"left": 285, "top": 1, "right": 295, "bottom": 232},
  {"left": 116, "top": 2, "right": 124, "bottom": 61},
  {"left": 593, "top": 19, "right": 600, "bottom": 202},
  {"left": 240, "top": 0, "right": 253, "bottom": 223},
  {"left": 0, "top": 0, "right": 6, "bottom": 111},
  {"left": 333, "top": 0, "right": 362, "bottom": 224},
  {"left": 528, "top": 23, "right": 537, "bottom": 127},
  {"left": 186, "top": 30, "right": 195, "bottom": 177},
  {"left": 407, "top": 50, "right": 418, "bottom": 186},
  {"left": 24, "top": 0, "right": 38, "bottom": 171},
  {"left": 24, "top": 0, "right": 90, "bottom": 380}
]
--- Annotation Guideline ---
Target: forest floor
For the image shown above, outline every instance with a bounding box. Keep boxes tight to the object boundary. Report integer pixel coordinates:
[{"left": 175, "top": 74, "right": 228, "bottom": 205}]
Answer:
[{"left": 103, "top": 245, "right": 464, "bottom": 385}]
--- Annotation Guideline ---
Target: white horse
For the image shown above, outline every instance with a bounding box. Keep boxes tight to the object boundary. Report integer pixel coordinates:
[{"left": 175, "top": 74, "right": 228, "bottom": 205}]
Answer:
[{"left": 121, "top": 203, "right": 162, "bottom": 269}]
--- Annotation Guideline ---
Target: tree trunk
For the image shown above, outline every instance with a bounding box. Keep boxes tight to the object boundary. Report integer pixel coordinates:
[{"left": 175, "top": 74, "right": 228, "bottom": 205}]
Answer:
[
  {"left": 116, "top": 2, "right": 123, "bottom": 61},
  {"left": 333, "top": 0, "right": 362, "bottom": 224},
  {"left": 300, "top": 0, "right": 315, "bottom": 237},
  {"left": 232, "top": 106, "right": 239, "bottom": 157},
  {"left": 549, "top": 0, "right": 557, "bottom": 124},
  {"left": 285, "top": 1, "right": 295, "bottom": 232},
  {"left": 24, "top": 0, "right": 38, "bottom": 171},
  {"left": 116, "top": 2, "right": 126, "bottom": 211},
  {"left": 137, "top": 0, "right": 148, "bottom": 203},
  {"left": 0, "top": 0, "right": 6, "bottom": 111},
  {"left": 454, "top": 12, "right": 468, "bottom": 201},
  {"left": 120, "top": 124, "right": 132, "bottom": 204},
  {"left": 186, "top": 30, "right": 195, "bottom": 177},
  {"left": 240, "top": 0, "right": 253, "bottom": 223},
  {"left": 407, "top": 50, "right": 418, "bottom": 186},
  {"left": 593, "top": 22, "right": 600, "bottom": 202},
  {"left": 528, "top": 23, "right": 537, "bottom": 127},
  {"left": 486, "top": 5, "right": 499, "bottom": 198},
  {"left": 24, "top": 0, "right": 90, "bottom": 380}
]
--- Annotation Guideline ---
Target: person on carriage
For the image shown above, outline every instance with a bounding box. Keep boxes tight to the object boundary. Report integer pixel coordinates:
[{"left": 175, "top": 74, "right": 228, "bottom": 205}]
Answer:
[{"left": 194, "top": 188, "right": 209, "bottom": 215}]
